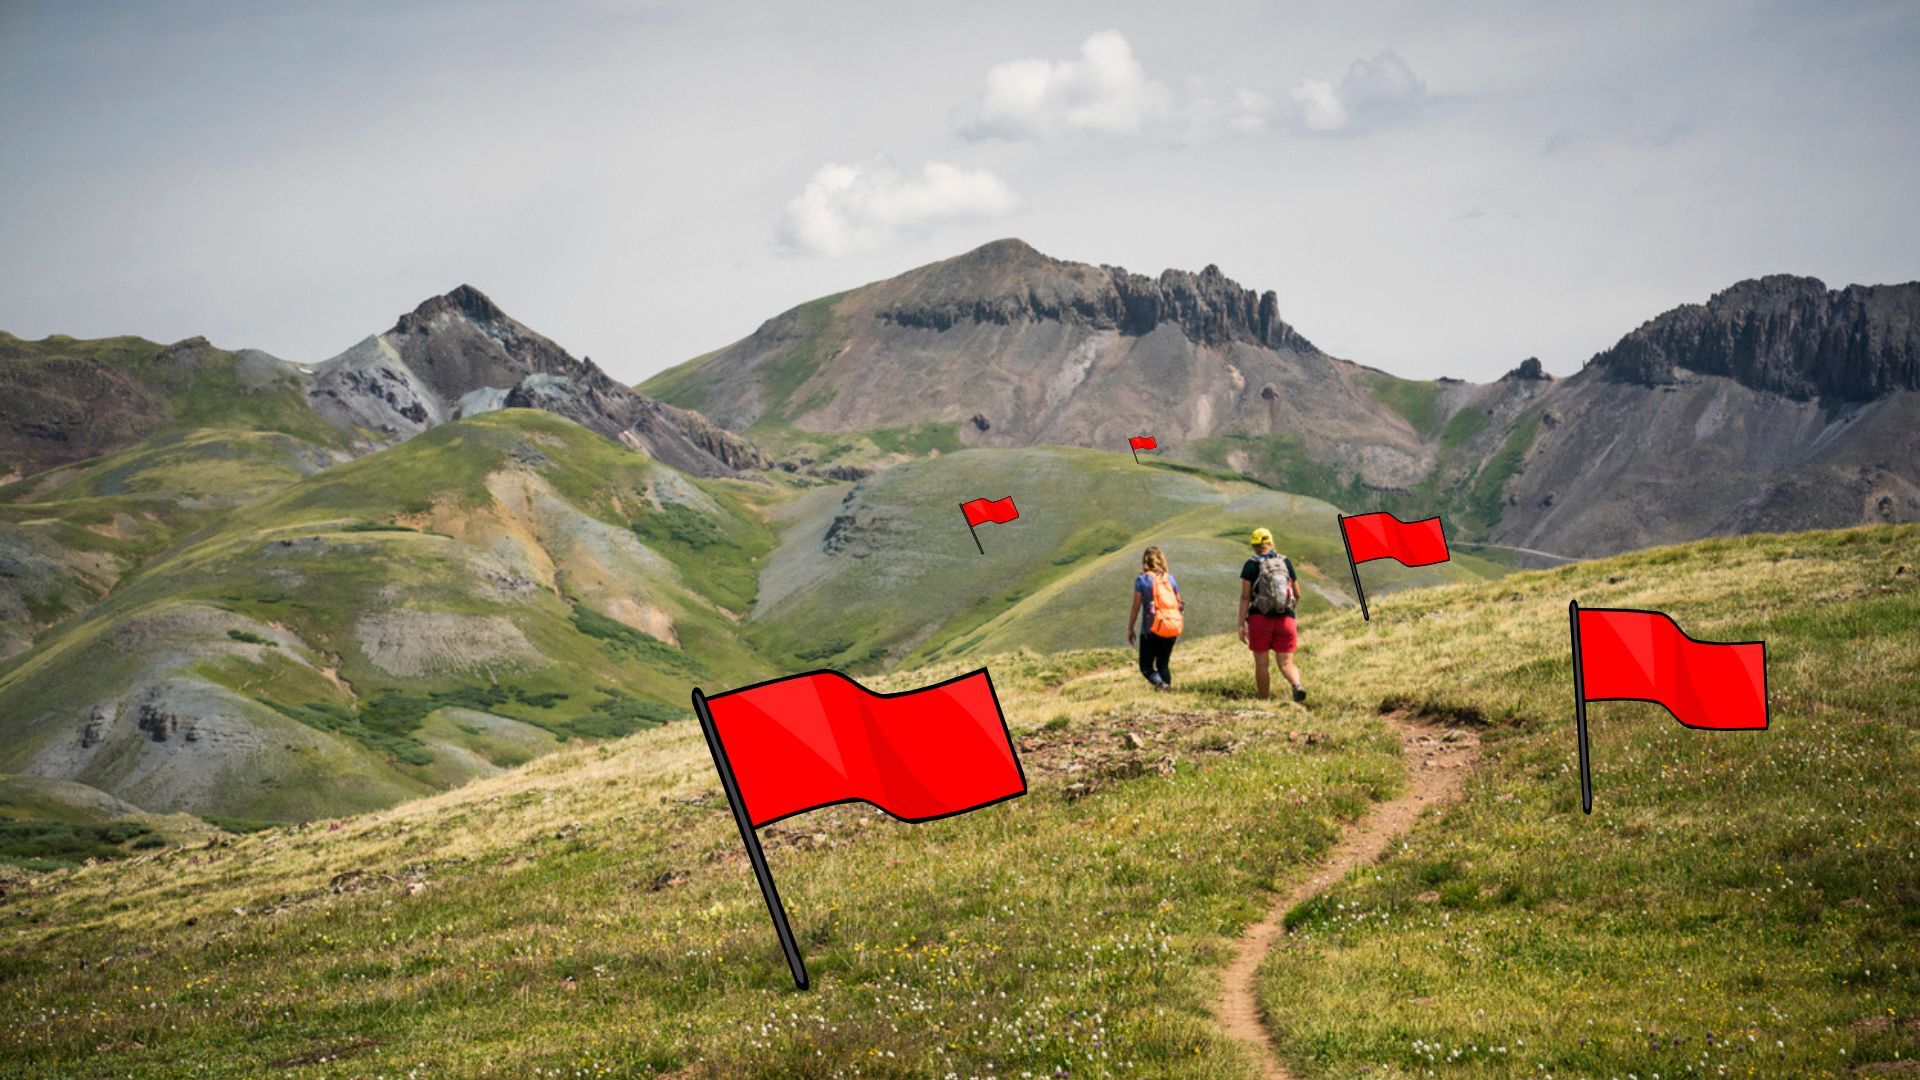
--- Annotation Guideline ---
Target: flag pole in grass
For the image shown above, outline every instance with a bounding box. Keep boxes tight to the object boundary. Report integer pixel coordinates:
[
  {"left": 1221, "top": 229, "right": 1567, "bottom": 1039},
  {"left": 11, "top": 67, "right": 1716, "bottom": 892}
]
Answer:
[
  {"left": 1565, "top": 602, "right": 1765, "bottom": 816},
  {"left": 1130, "top": 441, "right": 1138, "bottom": 465},
  {"left": 692, "top": 687, "right": 809, "bottom": 990},
  {"left": 1336, "top": 513, "right": 1371, "bottom": 621},
  {"left": 960, "top": 503, "right": 984, "bottom": 555},
  {"left": 1568, "top": 599, "right": 1593, "bottom": 815}
]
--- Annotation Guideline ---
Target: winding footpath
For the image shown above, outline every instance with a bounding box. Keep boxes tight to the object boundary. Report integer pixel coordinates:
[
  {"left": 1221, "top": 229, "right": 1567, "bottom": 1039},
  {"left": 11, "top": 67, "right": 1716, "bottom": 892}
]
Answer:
[{"left": 1214, "top": 713, "right": 1482, "bottom": 1079}]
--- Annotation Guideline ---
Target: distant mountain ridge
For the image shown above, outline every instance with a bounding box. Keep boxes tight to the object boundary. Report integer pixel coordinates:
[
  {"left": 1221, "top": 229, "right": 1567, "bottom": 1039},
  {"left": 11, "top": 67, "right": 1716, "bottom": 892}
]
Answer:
[
  {"left": 876, "top": 238, "right": 1318, "bottom": 352},
  {"left": 1, "top": 288, "right": 763, "bottom": 484},
  {"left": 647, "top": 240, "right": 1920, "bottom": 557},
  {"left": 1591, "top": 274, "right": 1920, "bottom": 401}
]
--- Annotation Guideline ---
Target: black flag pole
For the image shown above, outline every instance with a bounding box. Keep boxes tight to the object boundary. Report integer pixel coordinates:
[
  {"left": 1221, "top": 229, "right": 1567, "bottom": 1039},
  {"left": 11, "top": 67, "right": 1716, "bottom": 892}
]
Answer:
[
  {"left": 1130, "top": 438, "right": 1140, "bottom": 465},
  {"left": 1568, "top": 600, "right": 1593, "bottom": 815},
  {"left": 960, "top": 503, "right": 984, "bottom": 555},
  {"left": 1337, "top": 514, "right": 1370, "bottom": 621},
  {"left": 692, "top": 688, "right": 810, "bottom": 990}
]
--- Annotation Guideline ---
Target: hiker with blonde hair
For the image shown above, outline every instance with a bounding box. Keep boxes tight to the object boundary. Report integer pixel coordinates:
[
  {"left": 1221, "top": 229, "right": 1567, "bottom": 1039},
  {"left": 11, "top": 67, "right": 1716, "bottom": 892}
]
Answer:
[{"left": 1127, "top": 545, "right": 1184, "bottom": 691}]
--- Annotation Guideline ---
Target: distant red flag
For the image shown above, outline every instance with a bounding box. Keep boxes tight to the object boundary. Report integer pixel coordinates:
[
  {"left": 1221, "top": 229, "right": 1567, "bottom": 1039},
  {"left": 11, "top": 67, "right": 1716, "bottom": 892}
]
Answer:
[
  {"left": 1340, "top": 512, "right": 1450, "bottom": 567},
  {"left": 961, "top": 496, "right": 1020, "bottom": 527},
  {"left": 1574, "top": 607, "right": 1768, "bottom": 731},
  {"left": 702, "top": 669, "right": 1026, "bottom": 827},
  {"left": 1128, "top": 435, "right": 1157, "bottom": 451}
]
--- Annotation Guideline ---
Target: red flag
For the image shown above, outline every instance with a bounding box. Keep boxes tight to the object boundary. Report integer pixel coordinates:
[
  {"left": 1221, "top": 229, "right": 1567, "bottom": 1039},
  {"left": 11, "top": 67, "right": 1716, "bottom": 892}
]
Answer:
[
  {"left": 1128, "top": 435, "right": 1157, "bottom": 451},
  {"left": 1575, "top": 607, "right": 1768, "bottom": 730},
  {"left": 701, "top": 669, "right": 1026, "bottom": 827},
  {"left": 1341, "top": 512, "right": 1450, "bottom": 567},
  {"left": 961, "top": 496, "right": 1019, "bottom": 527}
]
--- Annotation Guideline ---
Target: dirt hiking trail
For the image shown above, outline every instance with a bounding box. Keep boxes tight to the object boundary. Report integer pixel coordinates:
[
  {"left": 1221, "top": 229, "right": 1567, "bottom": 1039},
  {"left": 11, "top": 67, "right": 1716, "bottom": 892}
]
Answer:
[{"left": 1214, "top": 712, "right": 1482, "bottom": 1079}]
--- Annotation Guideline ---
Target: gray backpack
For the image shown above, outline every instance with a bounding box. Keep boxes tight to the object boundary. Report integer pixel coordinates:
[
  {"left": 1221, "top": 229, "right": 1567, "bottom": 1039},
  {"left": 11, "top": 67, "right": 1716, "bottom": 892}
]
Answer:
[{"left": 1251, "top": 553, "right": 1293, "bottom": 615}]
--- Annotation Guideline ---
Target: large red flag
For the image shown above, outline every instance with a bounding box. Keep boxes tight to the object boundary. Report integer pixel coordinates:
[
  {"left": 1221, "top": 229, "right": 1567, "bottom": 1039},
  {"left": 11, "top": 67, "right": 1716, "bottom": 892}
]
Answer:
[
  {"left": 961, "top": 496, "right": 1020, "bottom": 527},
  {"left": 1574, "top": 607, "right": 1768, "bottom": 731},
  {"left": 701, "top": 669, "right": 1026, "bottom": 827},
  {"left": 1340, "top": 512, "right": 1450, "bottom": 567},
  {"left": 1128, "top": 435, "right": 1157, "bottom": 451}
]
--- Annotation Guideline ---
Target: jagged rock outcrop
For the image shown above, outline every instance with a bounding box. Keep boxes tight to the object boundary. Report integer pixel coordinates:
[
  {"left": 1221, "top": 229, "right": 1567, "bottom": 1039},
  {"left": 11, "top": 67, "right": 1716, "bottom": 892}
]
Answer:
[
  {"left": 310, "top": 285, "right": 765, "bottom": 476},
  {"left": 876, "top": 241, "right": 1316, "bottom": 352},
  {"left": 1589, "top": 275, "right": 1920, "bottom": 401},
  {"left": 1502, "top": 357, "right": 1550, "bottom": 381},
  {"left": 136, "top": 702, "right": 180, "bottom": 742}
]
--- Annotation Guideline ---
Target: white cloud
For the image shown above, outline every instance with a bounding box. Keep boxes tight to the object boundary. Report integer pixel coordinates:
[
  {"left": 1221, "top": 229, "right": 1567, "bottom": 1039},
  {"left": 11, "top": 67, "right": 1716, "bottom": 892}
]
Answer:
[
  {"left": 777, "top": 159, "right": 1020, "bottom": 257},
  {"left": 957, "top": 30, "right": 1171, "bottom": 140},
  {"left": 1290, "top": 51, "right": 1427, "bottom": 133},
  {"left": 1290, "top": 80, "right": 1348, "bottom": 132},
  {"left": 1225, "top": 88, "right": 1276, "bottom": 133}
]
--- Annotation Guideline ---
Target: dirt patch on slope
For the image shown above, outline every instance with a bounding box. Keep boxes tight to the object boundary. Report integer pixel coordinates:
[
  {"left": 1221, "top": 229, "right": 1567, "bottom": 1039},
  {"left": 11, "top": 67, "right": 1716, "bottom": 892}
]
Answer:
[{"left": 354, "top": 610, "right": 539, "bottom": 677}]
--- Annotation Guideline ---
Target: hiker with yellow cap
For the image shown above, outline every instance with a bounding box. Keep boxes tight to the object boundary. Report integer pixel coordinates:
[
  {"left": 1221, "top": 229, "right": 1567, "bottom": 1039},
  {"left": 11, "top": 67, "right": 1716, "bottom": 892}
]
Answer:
[{"left": 1237, "top": 527, "right": 1306, "bottom": 703}]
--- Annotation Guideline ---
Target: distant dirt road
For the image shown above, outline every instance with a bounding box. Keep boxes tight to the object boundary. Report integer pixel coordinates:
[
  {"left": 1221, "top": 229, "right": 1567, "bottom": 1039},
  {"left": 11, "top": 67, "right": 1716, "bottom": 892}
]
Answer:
[
  {"left": 1451, "top": 540, "right": 1580, "bottom": 563},
  {"left": 1214, "top": 713, "right": 1482, "bottom": 1079}
]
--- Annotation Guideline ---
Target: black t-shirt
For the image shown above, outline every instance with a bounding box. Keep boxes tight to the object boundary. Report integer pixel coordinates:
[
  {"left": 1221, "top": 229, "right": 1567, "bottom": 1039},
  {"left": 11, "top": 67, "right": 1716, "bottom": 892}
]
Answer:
[{"left": 1240, "top": 552, "right": 1296, "bottom": 617}]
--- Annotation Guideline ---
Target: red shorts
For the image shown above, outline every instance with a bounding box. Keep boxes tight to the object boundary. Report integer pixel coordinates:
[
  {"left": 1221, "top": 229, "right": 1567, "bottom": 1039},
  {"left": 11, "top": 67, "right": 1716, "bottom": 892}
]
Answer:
[{"left": 1247, "top": 614, "right": 1298, "bottom": 653}]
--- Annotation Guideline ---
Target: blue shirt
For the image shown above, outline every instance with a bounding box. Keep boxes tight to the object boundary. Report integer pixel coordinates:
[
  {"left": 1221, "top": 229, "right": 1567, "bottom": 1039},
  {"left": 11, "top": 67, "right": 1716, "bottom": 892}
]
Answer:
[{"left": 1134, "top": 572, "right": 1180, "bottom": 633}]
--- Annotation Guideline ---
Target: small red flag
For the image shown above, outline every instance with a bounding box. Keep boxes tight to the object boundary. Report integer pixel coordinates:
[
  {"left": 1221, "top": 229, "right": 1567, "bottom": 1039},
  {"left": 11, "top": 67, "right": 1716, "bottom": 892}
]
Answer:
[
  {"left": 1128, "top": 435, "right": 1157, "bottom": 451},
  {"left": 1340, "top": 512, "right": 1450, "bottom": 567},
  {"left": 701, "top": 669, "right": 1026, "bottom": 827},
  {"left": 961, "top": 496, "right": 1019, "bottom": 527},
  {"left": 1575, "top": 607, "right": 1768, "bottom": 730}
]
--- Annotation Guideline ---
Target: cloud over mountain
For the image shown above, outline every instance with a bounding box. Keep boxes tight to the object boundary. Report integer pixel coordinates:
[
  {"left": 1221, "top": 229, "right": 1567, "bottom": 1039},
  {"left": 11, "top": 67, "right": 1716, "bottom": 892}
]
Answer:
[
  {"left": 955, "top": 30, "right": 1172, "bottom": 140},
  {"left": 1291, "top": 50, "right": 1427, "bottom": 133},
  {"left": 776, "top": 160, "right": 1020, "bottom": 257}
]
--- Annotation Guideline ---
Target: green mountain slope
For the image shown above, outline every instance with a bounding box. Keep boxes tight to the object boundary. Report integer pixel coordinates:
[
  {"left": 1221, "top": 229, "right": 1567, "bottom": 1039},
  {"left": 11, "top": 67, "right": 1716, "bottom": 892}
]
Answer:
[
  {"left": 0, "top": 427, "right": 353, "bottom": 659},
  {"left": 0, "top": 409, "right": 776, "bottom": 822},
  {"left": 749, "top": 446, "right": 1505, "bottom": 671},
  {"left": 0, "top": 525, "right": 1910, "bottom": 1076},
  {"left": 0, "top": 332, "right": 353, "bottom": 478},
  {"left": 0, "top": 333, "right": 363, "bottom": 659}
]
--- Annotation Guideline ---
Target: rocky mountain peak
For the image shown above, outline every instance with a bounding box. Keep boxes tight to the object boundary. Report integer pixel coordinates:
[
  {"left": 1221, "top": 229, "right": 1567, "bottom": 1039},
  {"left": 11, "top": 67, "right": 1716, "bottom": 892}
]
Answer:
[
  {"left": 877, "top": 240, "right": 1316, "bottom": 353},
  {"left": 393, "top": 284, "right": 510, "bottom": 336},
  {"left": 1500, "top": 357, "right": 1550, "bottom": 381},
  {"left": 310, "top": 288, "right": 767, "bottom": 476},
  {"left": 1589, "top": 275, "right": 1920, "bottom": 401}
]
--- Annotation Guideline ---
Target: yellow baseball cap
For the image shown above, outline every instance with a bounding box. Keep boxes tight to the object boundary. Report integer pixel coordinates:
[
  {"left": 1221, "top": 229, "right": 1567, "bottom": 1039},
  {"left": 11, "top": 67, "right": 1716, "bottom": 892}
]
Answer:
[{"left": 1249, "top": 527, "right": 1273, "bottom": 546}]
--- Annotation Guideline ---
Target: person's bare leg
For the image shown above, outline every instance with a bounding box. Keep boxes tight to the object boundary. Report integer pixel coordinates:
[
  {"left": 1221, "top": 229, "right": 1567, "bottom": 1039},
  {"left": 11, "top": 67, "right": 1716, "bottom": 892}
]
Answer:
[
  {"left": 1254, "top": 650, "right": 1271, "bottom": 699},
  {"left": 1278, "top": 651, "right": 1301, "bottom": 690}
]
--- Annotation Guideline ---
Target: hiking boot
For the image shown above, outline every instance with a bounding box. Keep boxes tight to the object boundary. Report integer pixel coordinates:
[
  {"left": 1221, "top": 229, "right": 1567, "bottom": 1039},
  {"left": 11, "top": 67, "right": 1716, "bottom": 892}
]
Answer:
[
  {"left": 1291, "top": 683, "right": 1307, "bottom": 703},
  {"left": 1154, "top": 682, "right": 1171, "bottom": 693}
]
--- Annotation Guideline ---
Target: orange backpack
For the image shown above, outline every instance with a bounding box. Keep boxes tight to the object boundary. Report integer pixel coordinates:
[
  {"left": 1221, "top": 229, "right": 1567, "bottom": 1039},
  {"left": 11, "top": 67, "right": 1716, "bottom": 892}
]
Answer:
[{"left": 1148, "top": 572, "right": 1183, "bottom": 638}]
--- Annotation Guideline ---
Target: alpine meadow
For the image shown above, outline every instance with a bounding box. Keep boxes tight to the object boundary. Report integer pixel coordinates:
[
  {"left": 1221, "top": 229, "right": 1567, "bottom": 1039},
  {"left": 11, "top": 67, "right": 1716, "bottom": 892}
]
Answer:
[{"left": 4, "top": 6, "right": 1920, "bottom": 1077}]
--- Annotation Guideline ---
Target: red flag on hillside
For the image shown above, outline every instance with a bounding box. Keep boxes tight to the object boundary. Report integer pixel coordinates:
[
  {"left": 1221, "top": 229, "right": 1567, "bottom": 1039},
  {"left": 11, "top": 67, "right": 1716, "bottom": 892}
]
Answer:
[
  {"left": 961, "top": 496, "right": 1019, "bottom": 527},
  {"left": 693, "top": 669, "right": 1025, "bottom": 988},
  {"left": 1127, "top": 435, "right": 1157, "bottom": 463},
  {"left": 1341, "top": 512, "right": 1450, "bottom": 567},
  {"left": 702, "top": 669, "right": 1025, "bottom": 826},
  {"left": 1568, "top": 601, "right": 1769, "bottom": 814},
  {"left": 960, "top": 496, "right": 1019, "bottom": 553},
  {"left": 1335, "top": 512, "right": 1451, "bottom": 621}
]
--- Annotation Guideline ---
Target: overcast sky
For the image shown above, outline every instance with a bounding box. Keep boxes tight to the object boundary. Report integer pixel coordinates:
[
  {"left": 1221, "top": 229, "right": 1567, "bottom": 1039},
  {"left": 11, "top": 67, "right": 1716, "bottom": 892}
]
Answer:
[{"left": 3, "top": 1, "right": 1916, "bottom": 384}]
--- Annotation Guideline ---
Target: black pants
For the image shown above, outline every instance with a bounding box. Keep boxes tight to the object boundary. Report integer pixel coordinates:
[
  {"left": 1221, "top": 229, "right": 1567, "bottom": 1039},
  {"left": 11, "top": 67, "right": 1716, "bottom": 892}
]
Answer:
[{"left": 1138, "top": 631, "right": 1175, "bottom": 686}]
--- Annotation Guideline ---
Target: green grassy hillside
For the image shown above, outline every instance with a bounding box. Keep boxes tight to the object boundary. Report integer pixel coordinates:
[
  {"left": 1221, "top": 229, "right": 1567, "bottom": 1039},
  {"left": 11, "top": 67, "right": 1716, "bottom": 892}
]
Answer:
[
  {"left": 749, "top": 447, "right": 1504, "bottom": 672},
  {"left": 6, "top": 524, "right": 1907, "bottom": 1076},
  {"left": 0, "top": 410, "right": 777, "bottom": 823},
  {"left": 0, "top": 332, "right": 354, "bottom": 476},
  {"left": 0, "top": 427, "right": 352, "bottom": 659}
]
